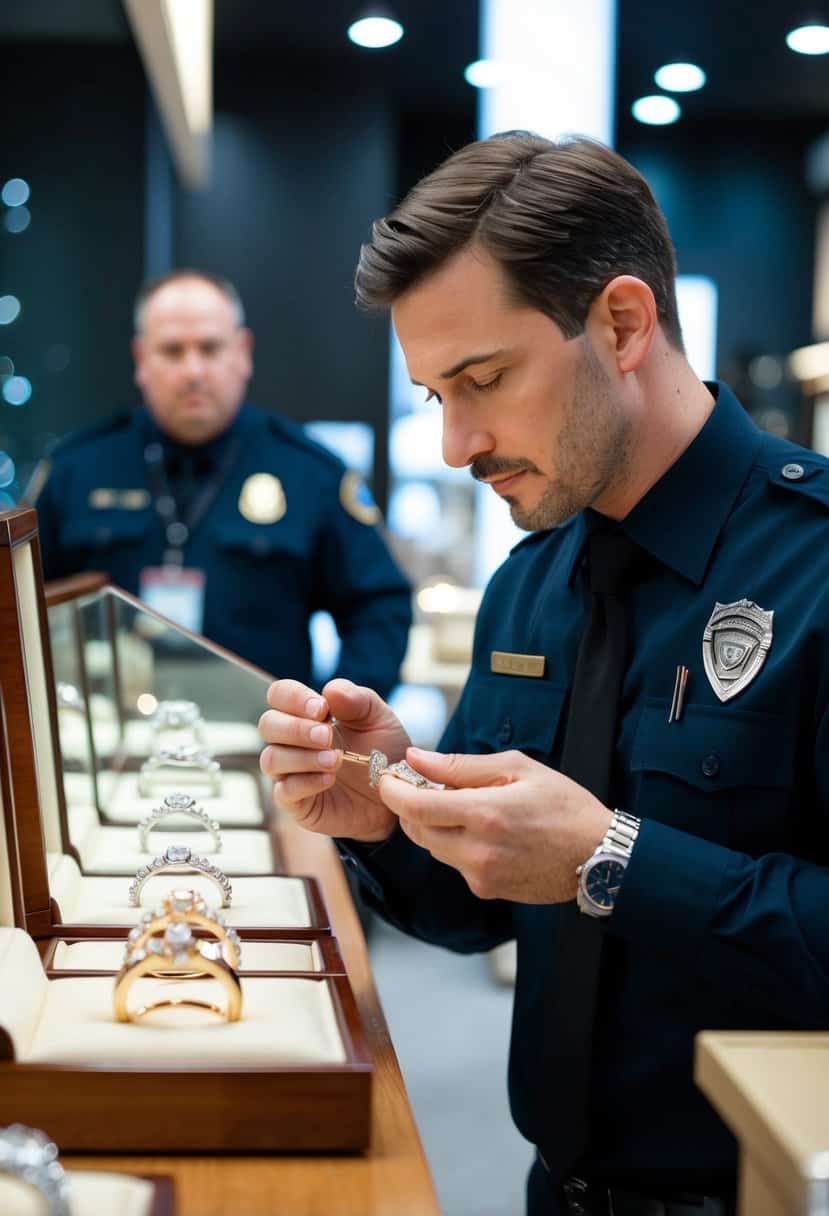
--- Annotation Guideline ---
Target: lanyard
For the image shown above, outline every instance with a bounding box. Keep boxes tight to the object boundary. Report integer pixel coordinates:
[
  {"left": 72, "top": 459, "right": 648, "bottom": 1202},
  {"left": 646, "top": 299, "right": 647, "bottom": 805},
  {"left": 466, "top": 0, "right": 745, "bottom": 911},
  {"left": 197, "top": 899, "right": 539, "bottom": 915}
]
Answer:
[{"left": 144, "top": 433, "right": 242, "bottom": 567}]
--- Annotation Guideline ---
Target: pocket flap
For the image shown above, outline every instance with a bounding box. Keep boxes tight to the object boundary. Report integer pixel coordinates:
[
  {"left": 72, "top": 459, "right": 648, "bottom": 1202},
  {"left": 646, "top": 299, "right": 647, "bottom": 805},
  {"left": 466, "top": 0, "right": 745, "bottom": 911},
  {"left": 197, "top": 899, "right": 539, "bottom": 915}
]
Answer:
[
  {"left": 61, "top": 514, "right": 152, "bottom": 547},
  {"left": 464, "top": 674, "right": 567, "bottom": 759},
  {"left": 631, "top": 700, "right": 795, "bottom": 791},
  {"left": 215, "top": 520, "right": 304, "bottom": 558}
]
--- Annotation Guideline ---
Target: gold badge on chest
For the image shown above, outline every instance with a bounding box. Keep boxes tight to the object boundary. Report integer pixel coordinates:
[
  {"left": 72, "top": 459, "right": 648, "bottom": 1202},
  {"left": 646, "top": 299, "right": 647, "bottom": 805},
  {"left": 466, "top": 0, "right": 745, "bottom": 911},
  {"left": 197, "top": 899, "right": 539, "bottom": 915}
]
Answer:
[{"left": 238, "top": 473, "right": 287, "bottom": 524}]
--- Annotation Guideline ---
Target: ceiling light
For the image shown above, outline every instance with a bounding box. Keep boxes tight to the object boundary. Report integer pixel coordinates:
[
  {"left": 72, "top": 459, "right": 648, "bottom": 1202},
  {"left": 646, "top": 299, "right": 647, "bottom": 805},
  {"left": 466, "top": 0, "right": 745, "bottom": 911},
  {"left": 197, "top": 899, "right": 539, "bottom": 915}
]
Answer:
[
  {"left": 631, "top": 95, "right": 681, "bottom": 126},
  {"left": 347, "top": 17, "right": 404, "bottom": 48},
  {"left": 464, "top": 59, "right": 510, "bottom": 88},
  {"left": 654, "top": 62, "right": 706, "bottom": 92},
  {"left": 786, "top": 24, "right": 829, "bottom": 54}
]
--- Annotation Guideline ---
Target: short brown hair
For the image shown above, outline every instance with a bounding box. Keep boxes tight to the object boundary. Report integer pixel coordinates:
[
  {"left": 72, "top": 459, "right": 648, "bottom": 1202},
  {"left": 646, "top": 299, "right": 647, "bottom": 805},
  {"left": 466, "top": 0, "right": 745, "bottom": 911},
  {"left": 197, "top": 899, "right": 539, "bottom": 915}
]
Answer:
[
  {"left": 355, "top": 131, "right": 683, "bottom": 350},
  {"left": 133, "top": 269, "right": 246, "bottom": 333}
]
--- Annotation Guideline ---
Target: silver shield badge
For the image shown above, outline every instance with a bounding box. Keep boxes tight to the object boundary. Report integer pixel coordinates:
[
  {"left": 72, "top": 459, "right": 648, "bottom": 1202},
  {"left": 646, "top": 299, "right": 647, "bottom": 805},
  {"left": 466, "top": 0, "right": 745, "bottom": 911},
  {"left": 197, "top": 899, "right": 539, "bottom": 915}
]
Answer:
[{"left": 702, "top": 599, "right": 774, "bottom": 703}]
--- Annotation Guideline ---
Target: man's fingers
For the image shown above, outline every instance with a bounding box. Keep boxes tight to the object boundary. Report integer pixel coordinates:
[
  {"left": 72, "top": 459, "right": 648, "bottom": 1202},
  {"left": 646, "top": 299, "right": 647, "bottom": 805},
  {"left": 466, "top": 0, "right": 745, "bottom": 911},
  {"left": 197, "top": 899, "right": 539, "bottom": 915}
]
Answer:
[
  {"left": 259, "top": 708, "right": 336, "bottom": 750},
  {"left": 273, "top": 772, "right": 335, "bottom": 809},
  {"left": 266, "top": 678, "right": 328, "bottom": 721},
  {"left": 260, "top": 743, "right": 342, "bottom": 779},
  {"left": 407, "top": 747, "right": 521, "bottom": 789},
  {"left": 323, "top": 678, "right": 389, "bottom": 731}
]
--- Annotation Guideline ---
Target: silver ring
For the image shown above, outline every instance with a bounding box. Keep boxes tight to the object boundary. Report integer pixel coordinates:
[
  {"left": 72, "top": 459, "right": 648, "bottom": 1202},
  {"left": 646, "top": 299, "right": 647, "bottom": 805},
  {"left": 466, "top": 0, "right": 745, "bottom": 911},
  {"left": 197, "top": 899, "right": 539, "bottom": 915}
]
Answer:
[
  {"left": 150, "top": 699, "right": 205, "bottom": 743},
  {"left": 56, "top": 682, "right": 85, "bottom": 715},
  {"left": 128, "top": 845, "right": 233, "bottom": 907},
  {"left": 368, "top": 750, "right": 445, "bottom": 790},
  {"left": 0, "top": 1124, "right": 71, "bottom": 1216},
  {"left": 137, "top": 792, "right": 222, "bottom": 853},
  {"left": 137, "top": 745, "right": 222, "bottom": 797}
]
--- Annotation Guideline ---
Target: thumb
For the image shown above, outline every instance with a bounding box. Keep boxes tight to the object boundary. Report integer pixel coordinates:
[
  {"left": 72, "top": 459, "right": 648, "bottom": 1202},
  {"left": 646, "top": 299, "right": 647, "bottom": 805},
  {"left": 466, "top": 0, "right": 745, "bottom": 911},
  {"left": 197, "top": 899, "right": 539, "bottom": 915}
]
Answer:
[
  {"left": 323, "top": 678, "right": 392, "bottom": 731},
  {"left": 406, "top": 747, "right": 516, "bottom": 789}
]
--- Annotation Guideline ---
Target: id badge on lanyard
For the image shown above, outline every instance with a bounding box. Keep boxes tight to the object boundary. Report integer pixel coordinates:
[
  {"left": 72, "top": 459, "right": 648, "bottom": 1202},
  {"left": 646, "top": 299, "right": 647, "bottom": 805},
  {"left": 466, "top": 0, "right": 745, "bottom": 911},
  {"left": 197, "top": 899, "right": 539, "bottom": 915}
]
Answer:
[{"left": 139, "top": 565, "right": 206, "bottom": 635}]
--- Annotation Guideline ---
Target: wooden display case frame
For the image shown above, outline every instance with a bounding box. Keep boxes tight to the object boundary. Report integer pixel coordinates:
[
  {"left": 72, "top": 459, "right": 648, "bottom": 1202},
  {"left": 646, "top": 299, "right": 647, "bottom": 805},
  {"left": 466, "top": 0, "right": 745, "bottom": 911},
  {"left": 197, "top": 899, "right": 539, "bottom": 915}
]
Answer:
[{"left": 0, "top": 507, "right": 373, "bottom": 1152}]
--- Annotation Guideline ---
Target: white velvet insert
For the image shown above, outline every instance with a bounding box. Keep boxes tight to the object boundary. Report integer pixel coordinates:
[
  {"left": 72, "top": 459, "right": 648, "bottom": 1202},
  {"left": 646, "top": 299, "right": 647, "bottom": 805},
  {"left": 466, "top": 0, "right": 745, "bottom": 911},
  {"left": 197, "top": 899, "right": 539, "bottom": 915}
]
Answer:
[
  {"left": 0, "top": 929, "right": 49, "bottom": 1059},
  {"left": 51, "top": 939, "right": 321, "bottom": 972},
  {"left": 62, "top": 771, "right": 98, "bottom": 810},
  {"left": 97, "top": 770, "right": 266, "bottom": 826},
  {"left": 68, "top": 805, "right": 275, "bottom": 876},
  {"left": 0, "top": 1171, "right": 155, "bottom": 1216},
  {"left": 25, "top": 975, "right": 346, "bottom": 1066},
  {"left": 48, "top": 853, "right": 312, "bottom": 928}
]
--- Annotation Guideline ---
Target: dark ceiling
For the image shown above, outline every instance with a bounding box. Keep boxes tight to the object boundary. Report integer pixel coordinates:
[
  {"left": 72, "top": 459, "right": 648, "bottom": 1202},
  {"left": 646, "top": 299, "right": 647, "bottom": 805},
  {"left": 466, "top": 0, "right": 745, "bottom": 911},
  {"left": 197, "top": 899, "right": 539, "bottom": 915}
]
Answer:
[{"left": 1, "top": 0, "right": 827, "bottom": 127}]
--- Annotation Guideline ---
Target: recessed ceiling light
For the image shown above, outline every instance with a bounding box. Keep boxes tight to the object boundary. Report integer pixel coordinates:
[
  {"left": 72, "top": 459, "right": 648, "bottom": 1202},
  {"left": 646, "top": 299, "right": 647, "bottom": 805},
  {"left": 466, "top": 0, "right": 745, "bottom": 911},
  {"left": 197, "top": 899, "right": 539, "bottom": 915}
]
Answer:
[
  {"left": 654, "top": 62, "right": 706, "bottom": 92},
  {"left": 347, "top": 16, "right": 404, "bottom": 49},
  {"left": 632, "top": 95, "right": 681, "bottom": 125},
  {"left": 464, "top": 59, "right": 510, "bottom": 88},
  {"left": 786, "top": 24, "right": 829, "bottom": 54}
]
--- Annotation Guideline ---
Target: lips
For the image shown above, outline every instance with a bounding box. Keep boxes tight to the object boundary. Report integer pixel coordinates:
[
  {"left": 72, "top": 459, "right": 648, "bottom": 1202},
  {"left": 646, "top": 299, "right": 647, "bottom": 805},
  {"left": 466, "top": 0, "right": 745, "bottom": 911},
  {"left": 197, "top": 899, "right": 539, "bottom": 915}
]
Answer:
[{"left": 489, "top": 470, "right": 526, "bottom": 496}]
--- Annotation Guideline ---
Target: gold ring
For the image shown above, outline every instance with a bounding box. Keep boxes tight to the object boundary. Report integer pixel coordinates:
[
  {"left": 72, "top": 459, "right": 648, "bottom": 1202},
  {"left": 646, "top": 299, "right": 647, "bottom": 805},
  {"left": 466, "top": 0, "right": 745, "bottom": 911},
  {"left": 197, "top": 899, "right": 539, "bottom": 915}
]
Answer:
[
  {"left": 126, "top": 888, "right": 242, "bottom": 970},
  {"left": 113, "top": 925, "right": 243, "bottom": 1023}
]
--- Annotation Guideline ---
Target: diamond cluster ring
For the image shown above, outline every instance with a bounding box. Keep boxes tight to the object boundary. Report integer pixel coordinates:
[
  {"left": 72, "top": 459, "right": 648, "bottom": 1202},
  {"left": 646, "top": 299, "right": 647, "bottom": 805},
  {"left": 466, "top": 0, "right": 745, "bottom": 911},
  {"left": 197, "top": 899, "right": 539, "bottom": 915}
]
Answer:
[
  {"left": 113, "top": 929, "right": 243, "bottom": 1023},
  {"left": 137, "top": 792, "right": 222, "bottom": 853},
  {"left": 128, "top": 845, "right": 232, "bottom": 907},
  {"left": 126, "top": 888, "right": 241, "bottom": 969},
  {"left": 150, "top": 699, "right": 205, "bottom": 743},
  {"left": 0, "top": 1123, "right": 70, "bottom": 1216},
  {"left": 138, "top": 744, "right": 222, "bottom": 796}
]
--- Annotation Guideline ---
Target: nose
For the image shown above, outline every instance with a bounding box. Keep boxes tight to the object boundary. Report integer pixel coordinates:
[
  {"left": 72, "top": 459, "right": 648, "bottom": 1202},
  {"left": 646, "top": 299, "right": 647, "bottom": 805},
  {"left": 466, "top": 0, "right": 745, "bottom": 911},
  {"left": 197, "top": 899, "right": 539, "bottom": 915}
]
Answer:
[
  {"left": 181, "top": 348, "right": 206, "bottom": 379},
  {"left": 441, "top": 399, "right": 495, "bottom": 469}
]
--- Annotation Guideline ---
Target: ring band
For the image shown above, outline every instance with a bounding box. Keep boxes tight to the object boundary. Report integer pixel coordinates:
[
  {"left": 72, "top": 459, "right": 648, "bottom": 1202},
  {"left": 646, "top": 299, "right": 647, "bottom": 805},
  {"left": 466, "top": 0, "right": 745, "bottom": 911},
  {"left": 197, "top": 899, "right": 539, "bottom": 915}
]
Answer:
[
  {"left": 0, "top": 1123, "right": 71, "bottom": 1216},
  {"left": 129, "top": 845, "right": 232, "bottom": 907},
  {"left": 113, "top": 934, "right": 242, "bottom": 1023},
  {"left": 150, "top": 699, "right": 206, "bottom": 744},
  {"left": 138, "top": 745, "right": 222, "bottom": 797},
  {"left": 138, "top": 792, "right": 222, "bottom": 853},
  {"left": 127, "top": 888, "right": 241, "bottom": 969}
]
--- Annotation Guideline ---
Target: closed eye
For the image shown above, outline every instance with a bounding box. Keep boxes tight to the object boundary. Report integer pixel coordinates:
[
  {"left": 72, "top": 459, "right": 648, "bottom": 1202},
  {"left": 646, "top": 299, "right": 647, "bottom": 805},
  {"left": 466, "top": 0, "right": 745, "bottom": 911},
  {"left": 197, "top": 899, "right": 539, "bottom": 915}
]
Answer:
[{"left": 471, "top": 372, "right": 502, "bottom": 393}]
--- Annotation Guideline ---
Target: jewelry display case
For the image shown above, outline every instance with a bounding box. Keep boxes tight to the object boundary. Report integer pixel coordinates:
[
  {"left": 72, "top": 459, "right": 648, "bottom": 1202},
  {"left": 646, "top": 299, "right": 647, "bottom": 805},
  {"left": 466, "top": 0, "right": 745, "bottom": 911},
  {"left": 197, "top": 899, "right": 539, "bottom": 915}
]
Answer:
[{"left": 0, "top": 507, "right": 372, "bottom": 1152}]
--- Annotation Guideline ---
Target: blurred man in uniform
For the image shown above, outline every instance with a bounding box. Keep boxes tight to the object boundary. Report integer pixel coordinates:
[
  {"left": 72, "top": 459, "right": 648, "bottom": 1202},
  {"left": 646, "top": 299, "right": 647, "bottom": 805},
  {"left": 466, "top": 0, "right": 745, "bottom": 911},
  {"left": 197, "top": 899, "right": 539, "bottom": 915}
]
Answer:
[{"left": 28, "top": 270, "right": 411, "bottom": 696}]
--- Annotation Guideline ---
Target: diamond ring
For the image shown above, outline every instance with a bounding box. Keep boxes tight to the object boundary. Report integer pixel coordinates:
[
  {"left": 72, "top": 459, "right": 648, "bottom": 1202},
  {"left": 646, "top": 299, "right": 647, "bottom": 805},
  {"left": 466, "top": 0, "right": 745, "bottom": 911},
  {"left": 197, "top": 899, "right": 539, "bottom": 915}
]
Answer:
[
  {"left": 126, "top": 888, "right": 241, "bottom": 969},
  {"left": 150, "top": 699, "right": 205, "bottom": 744},
  {"left": 365, "top": 749, "right": 445, "bottom": 790},
  {"left": 137, "top": 792, "right": 222, "bottom": 853},
  {"left": 137, "top": 744, "right": 222, "bottom": 797},
  {"left": 128, "top": 845, "right": 232, "bottom": 907},
  {"left": 0, "top": 1123, "right": 71, "bottom": 1216},
  {"left": 113, "top": 930, "right": 243, "bottom": 1023}
]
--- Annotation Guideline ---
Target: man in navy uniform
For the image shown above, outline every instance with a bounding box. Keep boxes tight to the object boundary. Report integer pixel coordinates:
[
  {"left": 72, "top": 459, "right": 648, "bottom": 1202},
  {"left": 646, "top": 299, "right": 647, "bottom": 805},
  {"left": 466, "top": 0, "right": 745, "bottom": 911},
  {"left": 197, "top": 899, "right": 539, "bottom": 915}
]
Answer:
[
  {"left": 259, "top": 133, "right": 829, "bottom": 1215},
  {"left": 29, "top": 270, "right": 411, "bottom": 696}
]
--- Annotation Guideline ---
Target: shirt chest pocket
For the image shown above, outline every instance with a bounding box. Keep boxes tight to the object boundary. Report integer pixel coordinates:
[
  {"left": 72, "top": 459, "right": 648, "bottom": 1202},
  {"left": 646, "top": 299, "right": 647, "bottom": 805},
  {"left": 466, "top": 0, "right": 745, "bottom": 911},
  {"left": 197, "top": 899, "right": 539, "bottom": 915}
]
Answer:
[
  {"left": 462, "top": 674, "right": 568, "bottom": 762},
  {"left": 630, "top": 700, "right": 796, "bottom": 850},
  {"left": 61, "top": 514, "right": 153, "bottom": 553},
  {"left": 215, "top": 520, "right": 310, "bottom": 563}
]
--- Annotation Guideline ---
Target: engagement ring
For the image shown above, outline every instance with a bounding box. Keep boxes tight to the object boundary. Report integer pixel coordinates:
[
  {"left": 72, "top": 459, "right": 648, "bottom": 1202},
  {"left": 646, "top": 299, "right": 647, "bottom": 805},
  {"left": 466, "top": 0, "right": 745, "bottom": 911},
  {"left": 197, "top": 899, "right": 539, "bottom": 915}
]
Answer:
[
  {"left": 128, "top": 845, "right": 232, "bottom": 907},
  {"left": 137, "top": 792, "right": 222, "bottom": 853}
]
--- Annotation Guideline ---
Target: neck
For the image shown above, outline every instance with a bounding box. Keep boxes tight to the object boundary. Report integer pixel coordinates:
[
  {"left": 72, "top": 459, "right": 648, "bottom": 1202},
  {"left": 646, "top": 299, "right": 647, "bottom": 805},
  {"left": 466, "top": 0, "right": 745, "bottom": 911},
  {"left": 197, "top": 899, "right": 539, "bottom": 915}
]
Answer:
[{"left": 594, "top": 342, "right": 716, "bottom": 520}]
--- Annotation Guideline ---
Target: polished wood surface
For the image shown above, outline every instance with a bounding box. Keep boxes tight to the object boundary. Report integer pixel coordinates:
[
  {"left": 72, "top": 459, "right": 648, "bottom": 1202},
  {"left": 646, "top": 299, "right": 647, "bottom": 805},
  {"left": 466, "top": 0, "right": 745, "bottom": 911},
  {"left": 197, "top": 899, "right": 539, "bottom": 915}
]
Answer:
[
  {"left": 696, "top": 1030, "right": 829, "bottom": 1216},
  {"left": 64, "top": 823, "right": 441, "bottom": 1215}
]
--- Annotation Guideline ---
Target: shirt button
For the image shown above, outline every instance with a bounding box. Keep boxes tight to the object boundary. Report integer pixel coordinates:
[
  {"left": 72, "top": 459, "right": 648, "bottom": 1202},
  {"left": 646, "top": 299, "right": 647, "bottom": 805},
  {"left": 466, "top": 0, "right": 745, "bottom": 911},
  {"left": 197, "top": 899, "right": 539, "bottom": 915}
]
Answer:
[
  {"left": 701, "top": 753, "right": 720, "bottom": 778},
  {"left": 498, "top": 717, "right": 513, "bottom": 745},
  {"left": 781, "top": 462, "right": 805, "bottom": 480}
]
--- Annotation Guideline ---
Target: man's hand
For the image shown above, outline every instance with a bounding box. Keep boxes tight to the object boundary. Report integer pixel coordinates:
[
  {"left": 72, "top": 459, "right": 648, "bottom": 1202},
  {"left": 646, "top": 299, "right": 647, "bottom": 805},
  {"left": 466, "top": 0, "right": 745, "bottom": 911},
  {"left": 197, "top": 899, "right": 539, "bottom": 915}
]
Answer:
[
  {"left": 377, "top": 747, "right": 613, "bottom": 904},
  {"left": 259, "top": 677, "right": 411, "bottom": 843}
]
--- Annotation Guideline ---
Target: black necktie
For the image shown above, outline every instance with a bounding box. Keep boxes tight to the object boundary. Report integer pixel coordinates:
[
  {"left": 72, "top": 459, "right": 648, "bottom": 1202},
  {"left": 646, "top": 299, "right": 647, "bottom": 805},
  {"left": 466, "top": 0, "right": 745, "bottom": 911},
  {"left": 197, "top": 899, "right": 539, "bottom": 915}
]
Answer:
[{"left": 539, "top": 523, "right": 641, "bottom": 1181}]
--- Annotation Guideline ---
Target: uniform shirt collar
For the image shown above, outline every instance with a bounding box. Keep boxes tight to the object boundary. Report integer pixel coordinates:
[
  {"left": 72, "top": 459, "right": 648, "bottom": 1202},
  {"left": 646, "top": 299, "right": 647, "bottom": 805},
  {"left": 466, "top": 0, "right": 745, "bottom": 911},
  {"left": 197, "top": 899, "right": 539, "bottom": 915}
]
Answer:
[
  {"left": 139, "top": 403, "right": 250, "bottom": 472},
  {"left": 566, "top": 381, "right": 763, "bottom": 587}
]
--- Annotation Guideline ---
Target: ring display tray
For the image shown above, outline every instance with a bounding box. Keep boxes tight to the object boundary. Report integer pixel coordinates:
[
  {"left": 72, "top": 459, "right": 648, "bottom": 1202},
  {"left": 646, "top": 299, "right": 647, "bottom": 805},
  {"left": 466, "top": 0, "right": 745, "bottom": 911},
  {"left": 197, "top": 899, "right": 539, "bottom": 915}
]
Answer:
[
  {"left": 0, "top": 1168, "right": 174, "bottom": 1216},
  {"left": 0, "top": 508, "right": 372, "bottom": 1151}
]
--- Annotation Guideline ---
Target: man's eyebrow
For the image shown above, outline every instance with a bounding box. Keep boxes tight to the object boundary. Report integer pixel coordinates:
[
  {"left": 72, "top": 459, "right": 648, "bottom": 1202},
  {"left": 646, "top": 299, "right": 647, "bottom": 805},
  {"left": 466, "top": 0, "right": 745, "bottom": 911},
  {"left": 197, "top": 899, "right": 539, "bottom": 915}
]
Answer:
[{"left": 410, "top": 349, "right": 508, "bottom": 386}]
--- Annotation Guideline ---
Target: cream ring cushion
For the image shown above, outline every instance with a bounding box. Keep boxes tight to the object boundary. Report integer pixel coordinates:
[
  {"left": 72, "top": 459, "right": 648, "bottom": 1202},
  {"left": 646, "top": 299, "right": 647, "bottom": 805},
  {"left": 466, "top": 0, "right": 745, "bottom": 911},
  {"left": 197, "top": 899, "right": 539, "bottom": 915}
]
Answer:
[
  {"left": 128, "top": 846, "right": 232, "bottom": 907},
  {"left": 0, "top": 1123, "right": 71, "bottom": 1215}
]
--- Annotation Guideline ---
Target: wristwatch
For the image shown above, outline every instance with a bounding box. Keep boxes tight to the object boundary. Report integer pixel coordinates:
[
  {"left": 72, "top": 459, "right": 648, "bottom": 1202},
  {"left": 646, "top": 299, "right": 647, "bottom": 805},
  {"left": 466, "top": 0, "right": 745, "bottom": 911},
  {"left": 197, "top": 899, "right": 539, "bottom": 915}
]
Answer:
[{"left": 576, "top": 810, "right": 640, "bottom": 918}]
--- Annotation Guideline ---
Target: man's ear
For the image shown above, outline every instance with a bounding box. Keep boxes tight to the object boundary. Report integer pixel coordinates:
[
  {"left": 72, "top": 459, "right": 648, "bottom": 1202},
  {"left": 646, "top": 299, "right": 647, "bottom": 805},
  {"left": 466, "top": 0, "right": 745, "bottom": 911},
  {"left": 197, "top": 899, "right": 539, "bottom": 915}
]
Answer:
[
  {"left": 587, "top": 275, "right": 657, "bottom": 373},
  {"left": 237, "top": 327, "right": 254, "bottom": 377}
]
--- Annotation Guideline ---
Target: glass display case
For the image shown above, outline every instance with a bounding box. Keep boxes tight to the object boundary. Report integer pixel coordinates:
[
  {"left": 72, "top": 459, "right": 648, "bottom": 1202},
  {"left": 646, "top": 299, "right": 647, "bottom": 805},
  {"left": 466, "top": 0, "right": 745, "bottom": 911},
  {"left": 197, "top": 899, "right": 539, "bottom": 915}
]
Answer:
[{"left": 0, "top": 507, "right": 371, "bottom": 1152}]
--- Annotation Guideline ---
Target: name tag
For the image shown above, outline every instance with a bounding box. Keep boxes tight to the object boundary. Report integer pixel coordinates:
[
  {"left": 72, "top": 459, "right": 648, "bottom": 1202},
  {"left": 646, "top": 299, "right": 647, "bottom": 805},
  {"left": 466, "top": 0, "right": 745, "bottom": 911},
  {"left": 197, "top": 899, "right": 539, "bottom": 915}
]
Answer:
[
  {"left": 140, "top": 566, "right": 206, "bottom": 635},
  {"left": 490, "top": 651, "right": 546, "bottom": 678}
]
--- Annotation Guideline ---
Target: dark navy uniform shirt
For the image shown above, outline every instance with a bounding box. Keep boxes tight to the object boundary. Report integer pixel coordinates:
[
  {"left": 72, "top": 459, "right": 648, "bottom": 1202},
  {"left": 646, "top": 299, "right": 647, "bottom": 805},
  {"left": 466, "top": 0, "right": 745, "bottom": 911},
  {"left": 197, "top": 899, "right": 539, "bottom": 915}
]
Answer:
[
  {"left": 32, "top": 403, "right": 412, "bottom": 697},
  {"left": 341, "top": 382, "right": 829, "bottom": 1187}
]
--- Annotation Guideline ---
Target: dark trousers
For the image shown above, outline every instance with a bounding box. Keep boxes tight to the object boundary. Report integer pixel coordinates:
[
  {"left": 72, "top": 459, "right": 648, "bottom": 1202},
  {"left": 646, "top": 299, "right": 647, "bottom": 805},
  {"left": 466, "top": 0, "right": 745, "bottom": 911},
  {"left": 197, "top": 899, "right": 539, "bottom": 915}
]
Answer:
[{"left": 527, "top": 1158, "right": 735, "bottom": 1216}]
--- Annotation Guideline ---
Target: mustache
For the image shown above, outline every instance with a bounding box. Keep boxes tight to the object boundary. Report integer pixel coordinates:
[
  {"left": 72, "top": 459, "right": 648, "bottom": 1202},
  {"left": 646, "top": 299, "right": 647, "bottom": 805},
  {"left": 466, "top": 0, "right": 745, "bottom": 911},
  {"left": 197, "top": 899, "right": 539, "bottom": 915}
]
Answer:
[{"left": 470, "top": 456, "right": 541, "bottom": 481}]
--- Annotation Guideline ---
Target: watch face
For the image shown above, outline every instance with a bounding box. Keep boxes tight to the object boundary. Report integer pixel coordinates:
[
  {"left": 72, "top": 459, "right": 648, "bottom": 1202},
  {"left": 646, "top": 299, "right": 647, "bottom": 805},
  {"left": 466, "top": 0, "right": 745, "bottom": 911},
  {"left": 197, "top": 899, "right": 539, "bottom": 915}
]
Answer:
[{"left": 584, "top": 857, "right": 626, "bottom": 911}]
